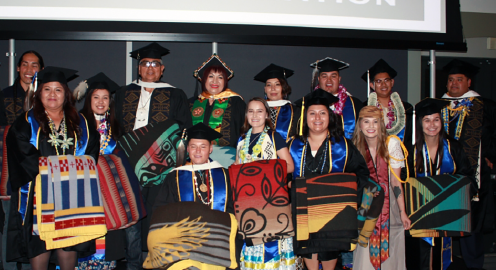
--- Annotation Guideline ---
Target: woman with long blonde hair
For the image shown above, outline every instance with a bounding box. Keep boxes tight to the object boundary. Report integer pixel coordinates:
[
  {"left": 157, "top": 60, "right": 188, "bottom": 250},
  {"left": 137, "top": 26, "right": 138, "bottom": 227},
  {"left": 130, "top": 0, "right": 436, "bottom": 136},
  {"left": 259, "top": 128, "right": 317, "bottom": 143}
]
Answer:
[{"left": 352, "top": 106, "right": 410, "bottom": 270}]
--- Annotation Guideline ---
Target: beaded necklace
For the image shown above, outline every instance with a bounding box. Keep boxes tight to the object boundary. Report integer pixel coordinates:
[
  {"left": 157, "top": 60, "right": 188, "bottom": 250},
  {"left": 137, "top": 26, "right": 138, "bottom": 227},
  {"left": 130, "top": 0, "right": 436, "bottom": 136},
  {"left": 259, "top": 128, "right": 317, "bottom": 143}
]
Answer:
[
  {"left": 192, "top": 163, "right": 213, "bottom": 205},
  {"left": 302, "top": 134, "right": 329, "bottom": 176},
  {"left": 47, "top": 113, "right": 73, "bottom": 155},
  {"left": 96, "top": 112, "right": 112, "bottom": 154},
  {"left": 239, "top": 126, "right": 268, "bottom": 163}
]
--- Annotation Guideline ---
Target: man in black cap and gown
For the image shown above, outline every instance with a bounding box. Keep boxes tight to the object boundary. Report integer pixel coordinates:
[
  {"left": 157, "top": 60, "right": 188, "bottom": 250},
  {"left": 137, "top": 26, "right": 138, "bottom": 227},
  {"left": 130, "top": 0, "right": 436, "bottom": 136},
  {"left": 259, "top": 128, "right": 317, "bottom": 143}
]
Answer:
[
  {"left": 362, "top": 59, "right": 413, "bottom": 147},
  {"left": 114, "top": 42, "right": 192, "bottom": 133},
  {"left": 310, "top": 57, "right": 362, "bottom": 140},
  {"left": 441, "top": 59, "right": 496, "bottom": 270}
]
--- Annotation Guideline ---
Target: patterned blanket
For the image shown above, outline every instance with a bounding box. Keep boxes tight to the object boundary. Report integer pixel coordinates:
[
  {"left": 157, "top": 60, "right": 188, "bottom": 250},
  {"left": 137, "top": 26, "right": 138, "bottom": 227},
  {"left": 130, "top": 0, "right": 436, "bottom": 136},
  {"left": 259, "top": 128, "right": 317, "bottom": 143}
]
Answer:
[
  {"left": 0, "top": 125, "right": 10, "bottom": 197},
  {"left": 117, "top": 120, "right": 181, "bottom": 187},
  {"left": 35, "top": 155, "right": 107, "bottom": 250},
  {"left": 292, "top": 173, "right": 358, "bottom": 254},
  {"left": 97, "top": 152, "right": 146, "bottom": 230},
  {"left": 229, "top": 159, "right": 294, "bottom": 246},
  {"left": 357, "top": 178, "right": 384, "bottom": 247},
  {"left": 143, "top": 202, "right": 238, "bottom": 270},
  {"left": 405, "top": 174, "right": 472, "bottom": 237}
]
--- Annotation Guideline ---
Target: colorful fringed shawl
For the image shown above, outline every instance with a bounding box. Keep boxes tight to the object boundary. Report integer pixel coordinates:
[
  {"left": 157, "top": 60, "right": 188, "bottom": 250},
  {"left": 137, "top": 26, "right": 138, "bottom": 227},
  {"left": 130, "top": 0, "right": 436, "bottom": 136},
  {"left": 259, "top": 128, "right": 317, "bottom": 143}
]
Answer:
[
  {"left": 144, "top": 202, "right": 238, "bottom": 270},
  {"left": 117, "top": 119, "right": 181, "bottom": 187},
  {"left": 0, "top": 125, "right": 10, "bottom": 197},
  {"left": 229, "top": 159, "right": 293, "bottom": 246},
  {"left": 97, "top": 153, "right": 146, "bottom": 230},
  {"left": 292, "top": 172, "right": 358, "bottom": 255},
  {"left": 34, "top": 155, "right": 107, "bottom": 250},
  {"left": 405, "top": 174, "right": 472, "bottom": 237},
  {"left": 366, "top": 149, "right": 390, "bottom": 269}
]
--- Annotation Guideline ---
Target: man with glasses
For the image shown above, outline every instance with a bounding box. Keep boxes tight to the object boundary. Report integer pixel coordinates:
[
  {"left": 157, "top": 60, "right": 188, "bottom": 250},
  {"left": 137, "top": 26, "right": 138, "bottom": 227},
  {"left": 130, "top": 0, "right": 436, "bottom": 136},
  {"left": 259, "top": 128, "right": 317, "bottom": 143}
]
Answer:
[
  {"left": 115, "top": 42, "right": 192, "bottom": 133},
  {"left": 362, "top": 59, "right": 413, "bottom": 146},
  {"left": 114, "top": 42, "right": 192, "bottom": 270}
]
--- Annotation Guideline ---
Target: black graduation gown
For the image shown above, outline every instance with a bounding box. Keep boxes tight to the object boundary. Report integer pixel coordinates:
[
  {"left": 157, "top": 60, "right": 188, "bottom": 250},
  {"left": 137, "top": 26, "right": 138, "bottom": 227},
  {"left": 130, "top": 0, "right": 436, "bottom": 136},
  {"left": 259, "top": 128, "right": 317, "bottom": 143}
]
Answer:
[
  {"left": 188, "top": 96, "right": 246, "bottom": 148},
  {"left": 153, "top": 168, "right": 234, "bottom": 215},
  {"left": 6, "top": 113, "right": 100, "bottom": 263},
  {"left": 114, "top": 83, "right": 192, "bottom": 134},
  {"left": 2, "top": 81, "right": 25, "bottom": 125},
  {"left": 445, "top": 97, "right": 496, "bottom": 233}
]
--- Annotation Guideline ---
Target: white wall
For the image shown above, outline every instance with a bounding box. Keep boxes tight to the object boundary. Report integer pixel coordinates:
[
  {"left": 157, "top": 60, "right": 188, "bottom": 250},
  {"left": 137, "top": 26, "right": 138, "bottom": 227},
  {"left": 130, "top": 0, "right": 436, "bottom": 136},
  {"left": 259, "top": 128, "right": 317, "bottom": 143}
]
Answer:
[{"left": 460, "top": 0, "right": 496, "bottom": 14}]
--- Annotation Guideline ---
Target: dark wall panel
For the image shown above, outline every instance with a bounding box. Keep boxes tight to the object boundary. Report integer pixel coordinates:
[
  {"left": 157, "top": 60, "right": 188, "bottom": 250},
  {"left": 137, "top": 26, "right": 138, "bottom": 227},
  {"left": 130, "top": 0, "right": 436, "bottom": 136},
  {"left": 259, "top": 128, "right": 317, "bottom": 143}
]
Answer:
[{"left": 1, "top": 40, "right": 408, "bottom": 108}]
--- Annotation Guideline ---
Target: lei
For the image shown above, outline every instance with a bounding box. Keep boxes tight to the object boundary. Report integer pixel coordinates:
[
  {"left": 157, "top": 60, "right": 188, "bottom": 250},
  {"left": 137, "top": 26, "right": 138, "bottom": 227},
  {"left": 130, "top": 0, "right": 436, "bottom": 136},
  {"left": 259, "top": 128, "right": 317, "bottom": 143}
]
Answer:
[
  {"left": 441, "top": 97, "right": 474, "bottom": 140},
  {"left": 313, "top": 84, "right": 348, "bottom": 115},
  {"left": 239, "top": 126, "right": 268, "bottom": 163},
  {"left": 96, "top": 112, "right": 112, "bottom": 154},
  {"left": 368, "top": 92, "right": 405, "bottom": 136}
]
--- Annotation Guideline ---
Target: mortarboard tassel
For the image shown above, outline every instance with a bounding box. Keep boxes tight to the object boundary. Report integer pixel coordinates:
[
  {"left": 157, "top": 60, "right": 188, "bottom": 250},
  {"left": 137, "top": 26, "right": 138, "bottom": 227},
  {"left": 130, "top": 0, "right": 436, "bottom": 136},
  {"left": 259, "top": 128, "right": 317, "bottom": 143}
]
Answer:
[
  {"left": 137, "top": 53, "right": 140, "bottom": 83},
  {"left": 367, "top": 69, "right": 370, "bottom": 99},
  {"left": 24, "top": 72, "right": 37, "bottom": 111},
  {"left": 412, "top": 108, "right": 416, "bottom": 145},
  {"left": 176, "top": 128, "right": 187, "bottom": 167},
  {"left": 299, "top": 98, "right": 305, "bottom": 136},
  {"left": 311, "top": 60, "right": 319, "bottom": 91}
]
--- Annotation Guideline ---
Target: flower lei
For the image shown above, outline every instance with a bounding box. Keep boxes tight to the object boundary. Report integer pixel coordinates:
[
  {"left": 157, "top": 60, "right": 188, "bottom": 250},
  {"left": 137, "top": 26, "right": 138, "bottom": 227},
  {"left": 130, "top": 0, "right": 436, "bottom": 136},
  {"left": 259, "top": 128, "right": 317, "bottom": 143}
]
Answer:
[
  {"left": 442, "top": 97, "right": 474, "bottom": 140},
  {"left": 239, "top": 126, "right": 268, "bottom": 163},
  {"left": 96, "top": 112, "right": 112, "bottom": 154},
  {"left": 313, "top": 84, "right": 349, "bottom": 115},
  {"left": 47, "top": 113, "right": 74, "bottom": 155},
  {"left": 368, "top": 92, "right": 405, "bottom": 136}
]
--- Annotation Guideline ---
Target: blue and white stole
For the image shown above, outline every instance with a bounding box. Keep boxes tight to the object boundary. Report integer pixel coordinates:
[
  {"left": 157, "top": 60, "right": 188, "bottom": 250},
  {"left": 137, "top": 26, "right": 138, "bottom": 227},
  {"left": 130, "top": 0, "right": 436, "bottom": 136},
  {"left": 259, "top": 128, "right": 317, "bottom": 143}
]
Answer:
[
  {"left": 415, "top": 138, "right": 455, "bottom": 270},
  {"left": 289, "top": 136, "right": 348, "bottom": 178},
  {"left": 173, "top": 160, "right": 228, "bottom": 212},
  {"left": 268, "top": 100, "right": 293, "bottom": 142},
  {"left": 339, "top": 97, "right": 357, "bottom": 140},
  {"left": 18, "top": 110, "right": 89, "bottom": 223}
]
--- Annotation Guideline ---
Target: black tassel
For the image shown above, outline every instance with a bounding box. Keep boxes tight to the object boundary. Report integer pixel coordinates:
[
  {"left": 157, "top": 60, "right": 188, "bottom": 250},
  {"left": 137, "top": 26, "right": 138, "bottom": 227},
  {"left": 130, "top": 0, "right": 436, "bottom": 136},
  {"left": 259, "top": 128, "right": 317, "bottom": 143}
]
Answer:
[{"left": 194, "top": 79, "right": 200, "bottom": 98}]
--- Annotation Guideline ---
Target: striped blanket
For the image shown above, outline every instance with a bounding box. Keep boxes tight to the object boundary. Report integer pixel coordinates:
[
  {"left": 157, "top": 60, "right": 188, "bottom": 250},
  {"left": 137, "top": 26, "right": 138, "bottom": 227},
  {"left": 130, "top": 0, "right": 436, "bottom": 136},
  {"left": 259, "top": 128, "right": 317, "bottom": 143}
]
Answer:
[
  {"left": 144, "top": 202, "right": 238, "bottom": 270},
  {"left": 292, "top": 173, "right": 358, "bottom": 254},
  {"left": 405, "top": 174, "right": 472, "bottom": 237},
  {"left": 97, "top": 152, "right": 146, "bottom": 230},
  {"left": 229, "top": 159, "right": 294, "bottom": 246},
  {"left": 0, "top": 125, "right": 10, "bottom": 197},
  {"left": 34, "top": 155, "right": 107, "bottom": 250}
]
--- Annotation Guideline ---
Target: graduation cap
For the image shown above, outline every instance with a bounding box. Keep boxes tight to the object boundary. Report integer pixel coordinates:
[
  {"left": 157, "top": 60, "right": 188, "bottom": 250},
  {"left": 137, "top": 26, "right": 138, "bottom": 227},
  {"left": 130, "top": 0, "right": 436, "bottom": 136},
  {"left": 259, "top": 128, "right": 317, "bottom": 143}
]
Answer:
[
  {"left": 254, "top": 63, "right": 294, "bottom": 83},
  {"left": 73, "top": 72, "right": 121, "bottom": 101},
  {"left": 443, "top": 59, "right": 479, "bottom": 79},
  {"left": 37, "top": 66, "right": 78, "bottom": 85},
  {"left": 129, "top": 42, "right": 170, "bottom": 60},
  {"left": 193, "top": 54, "right": 233, "bottom": 81},
  {"left": 310, "top": 57, "right": 349, "bottom": 72},
  {"left": 414, "top": 98, "right": 450, "bottom": 119},
  {"left": 295, "top": 89, "right": 339, "bottom": 135},
  {"left": 187, "top": 123, "right": 222, "bottom": 142},
  {"left": 361, "top": 59, "right": 397, "bottom": 82}
]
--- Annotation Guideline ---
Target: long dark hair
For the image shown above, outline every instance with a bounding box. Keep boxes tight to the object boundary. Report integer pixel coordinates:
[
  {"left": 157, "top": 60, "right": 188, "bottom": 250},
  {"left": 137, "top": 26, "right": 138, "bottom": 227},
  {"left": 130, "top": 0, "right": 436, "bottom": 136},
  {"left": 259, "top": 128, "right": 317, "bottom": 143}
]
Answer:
[
  {"left": 13, "top": 50, "right": 45, "bottom": 116},
  {"left": 33, "top": 82, "right": 81, "bottom": 143},
  {"left": 414, "top": 113, "right": 447, "bottom": 174},
  {"left": 299, "top": 104, "right": 344, "bottom": 144},
  {"left": 80, "top": 88, "right": 122, "bottom": 140},
  {"left": 240, "top": 97, "right": 274, "bottom": 137}
]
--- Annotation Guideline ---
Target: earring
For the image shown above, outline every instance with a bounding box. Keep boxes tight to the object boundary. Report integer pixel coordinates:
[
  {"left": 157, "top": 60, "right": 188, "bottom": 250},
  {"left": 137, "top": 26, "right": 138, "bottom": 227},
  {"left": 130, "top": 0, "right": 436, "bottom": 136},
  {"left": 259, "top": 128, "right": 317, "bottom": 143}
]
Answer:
[{"left": 264, "top": 93, "right": 268, "bottom": 100}]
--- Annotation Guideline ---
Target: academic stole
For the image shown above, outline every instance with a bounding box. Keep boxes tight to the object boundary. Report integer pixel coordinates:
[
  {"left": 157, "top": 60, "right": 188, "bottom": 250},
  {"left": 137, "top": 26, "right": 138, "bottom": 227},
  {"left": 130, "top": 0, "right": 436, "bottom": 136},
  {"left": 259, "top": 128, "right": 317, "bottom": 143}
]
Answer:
[
  {"left": 273, "top": 103, "right": 293, "bottom": 142},
  {"left": 366, "top": 148, "right": 390, "bottom": 270},
  {"left": 176, "top": 168, "right": 228, "bottom": 212},
  {"left": 340, "top": 96, "right": 357, "bottom": 140},
  {"left": 415, "top": 139, "right": 455, "bottom": 270},
  {"left": 192, "top": 98, "right": 229, "bottom": 145}
]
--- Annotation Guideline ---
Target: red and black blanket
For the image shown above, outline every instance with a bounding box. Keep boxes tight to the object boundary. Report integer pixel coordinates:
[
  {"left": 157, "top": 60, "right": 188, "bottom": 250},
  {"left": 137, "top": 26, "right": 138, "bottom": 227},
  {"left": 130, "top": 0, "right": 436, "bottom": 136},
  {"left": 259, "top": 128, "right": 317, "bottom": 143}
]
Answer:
[{"left": 229, "top": 159, "right": 294, "bottom": 246}]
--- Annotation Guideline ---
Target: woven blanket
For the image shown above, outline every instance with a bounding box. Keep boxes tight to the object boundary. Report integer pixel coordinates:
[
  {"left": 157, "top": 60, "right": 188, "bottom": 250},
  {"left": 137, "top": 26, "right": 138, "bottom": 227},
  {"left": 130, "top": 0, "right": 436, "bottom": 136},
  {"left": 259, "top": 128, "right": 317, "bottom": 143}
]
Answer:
[
  {"left": 97, "top": 152, "right": 146, "bottom": 230},
  {"left": 292, "top": 173, "right": 358, "bottom": 254},
  {"left": 405, "top": 174, "right": 471, "bottom": 237},
  {"left": 117, "top": 120, "right": 181, "bottom": 187},
  {"left": 229, "top": 159, "right": 294, "bottom": 246},
  {"left": 35, "top": 155, "right": 107, "bottom": 250},
  {"left": 357, "top": 178, "right": 384, "bottom": 247},
  {"left": 143, "top": 202, "right": 238, "bottom": 270},
  {"left": 0, "top": 125, "right": 10, "bottom": 197}
]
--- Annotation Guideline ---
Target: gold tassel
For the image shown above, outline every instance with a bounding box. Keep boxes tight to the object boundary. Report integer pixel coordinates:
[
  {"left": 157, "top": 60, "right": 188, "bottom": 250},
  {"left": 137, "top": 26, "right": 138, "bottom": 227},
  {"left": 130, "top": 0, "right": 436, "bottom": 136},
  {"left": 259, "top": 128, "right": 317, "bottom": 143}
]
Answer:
[
  {"left": 176, "top": 128, "right": 187, "bottom": 167},
  {"left": 299, "top": 98, "right": 305, "bottom": 136}
]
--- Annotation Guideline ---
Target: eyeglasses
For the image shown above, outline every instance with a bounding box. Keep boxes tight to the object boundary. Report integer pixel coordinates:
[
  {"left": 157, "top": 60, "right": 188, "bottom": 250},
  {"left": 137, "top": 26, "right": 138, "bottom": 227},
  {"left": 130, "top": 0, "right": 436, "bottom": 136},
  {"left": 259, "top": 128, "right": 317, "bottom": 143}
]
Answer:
[
  {"left": 374, "top": 78, "right": 392, "bottom": 85},
  {"left": 139, "top": 61, "right": 162, "bottom": 68}
]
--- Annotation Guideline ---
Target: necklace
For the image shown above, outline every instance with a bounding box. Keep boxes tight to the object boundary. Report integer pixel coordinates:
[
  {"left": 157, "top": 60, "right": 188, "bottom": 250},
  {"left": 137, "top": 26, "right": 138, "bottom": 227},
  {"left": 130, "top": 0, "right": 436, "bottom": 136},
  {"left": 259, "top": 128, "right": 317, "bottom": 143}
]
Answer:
[
  {"left": 137, "top": 88, "right": 153, "bottom": 122},
  {"left": 239, "top": 127, "right": 268, "bottom": 163},
  {"left": 368, "top": 92, "right": 405, "bottom": 136},
  {"left": 302, "top": 135, "right": 329, "bottom": 176},
  {"left": 332, "top": 84, "right": 349, "bottom": 115},
  {"left": 192, "top": 163, "right": 213, "bottom": 205},
  {"left": 47, "top": 113, "right": 74, "bottom": 155}
]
